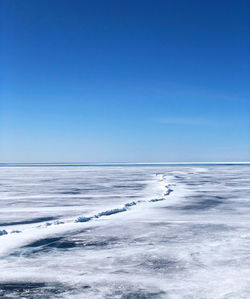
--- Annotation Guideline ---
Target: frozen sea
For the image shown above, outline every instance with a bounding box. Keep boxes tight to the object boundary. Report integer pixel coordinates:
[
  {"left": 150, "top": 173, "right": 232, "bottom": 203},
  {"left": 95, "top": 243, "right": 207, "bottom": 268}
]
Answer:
[{"left": 0, "top": 164, "right": 250, "bottom": 298}]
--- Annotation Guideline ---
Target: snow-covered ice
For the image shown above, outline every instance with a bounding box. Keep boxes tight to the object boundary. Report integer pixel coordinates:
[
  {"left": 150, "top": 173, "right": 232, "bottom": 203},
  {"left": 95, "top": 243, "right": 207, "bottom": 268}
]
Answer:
[{"left": 0, "top": 165, "right": 250, "bottom": 298}]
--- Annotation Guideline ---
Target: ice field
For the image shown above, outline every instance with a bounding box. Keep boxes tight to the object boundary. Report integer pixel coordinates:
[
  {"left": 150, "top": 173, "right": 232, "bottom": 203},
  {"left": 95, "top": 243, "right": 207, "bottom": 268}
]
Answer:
[{"left": 0, "top": 165, "right": 250, "bottom": 298}]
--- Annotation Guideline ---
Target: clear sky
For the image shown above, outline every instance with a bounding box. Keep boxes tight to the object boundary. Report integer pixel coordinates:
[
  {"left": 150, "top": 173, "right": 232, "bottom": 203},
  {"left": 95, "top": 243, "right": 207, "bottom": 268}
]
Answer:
[{"left": 1, "top": 0, "right": 249, "bottom": 162}]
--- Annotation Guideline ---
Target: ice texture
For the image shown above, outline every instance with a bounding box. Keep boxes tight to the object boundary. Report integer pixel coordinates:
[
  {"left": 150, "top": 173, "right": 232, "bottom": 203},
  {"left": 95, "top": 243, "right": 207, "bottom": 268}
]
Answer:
[{"left": 0, "top": 165, "right": 250, "bottom": 298}]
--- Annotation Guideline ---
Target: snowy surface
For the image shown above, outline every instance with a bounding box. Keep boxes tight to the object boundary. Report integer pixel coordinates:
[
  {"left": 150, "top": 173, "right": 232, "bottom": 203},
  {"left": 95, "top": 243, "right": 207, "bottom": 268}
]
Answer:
[{"left": 0, "top": 165, "right": 250, "bottom": 298}]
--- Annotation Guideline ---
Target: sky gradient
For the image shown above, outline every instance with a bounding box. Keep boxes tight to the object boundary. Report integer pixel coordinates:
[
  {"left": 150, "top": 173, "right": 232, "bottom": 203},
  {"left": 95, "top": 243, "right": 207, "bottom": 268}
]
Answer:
[{"left": 1, "top": 0, "right": 249, "bottom": 162}]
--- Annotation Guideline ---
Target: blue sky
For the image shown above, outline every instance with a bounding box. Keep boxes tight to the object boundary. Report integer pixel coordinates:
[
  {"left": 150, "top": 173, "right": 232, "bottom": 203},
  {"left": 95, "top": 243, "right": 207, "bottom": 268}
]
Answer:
[{"left": 1, "top": 0, "right": 249, "bottom": 162}]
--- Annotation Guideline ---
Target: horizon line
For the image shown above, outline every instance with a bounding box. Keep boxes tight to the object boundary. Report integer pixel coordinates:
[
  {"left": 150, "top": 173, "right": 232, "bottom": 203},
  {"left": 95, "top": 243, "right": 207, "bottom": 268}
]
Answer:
[{"left": 1, "top": 161, "right": 250, "bottom": 165}]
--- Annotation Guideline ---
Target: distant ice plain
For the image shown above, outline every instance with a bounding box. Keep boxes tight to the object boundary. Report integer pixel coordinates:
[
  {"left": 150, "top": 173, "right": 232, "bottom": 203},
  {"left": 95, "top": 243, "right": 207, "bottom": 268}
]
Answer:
[{"left": 0, "top": 165, "right": 250, "bottom": 298}]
